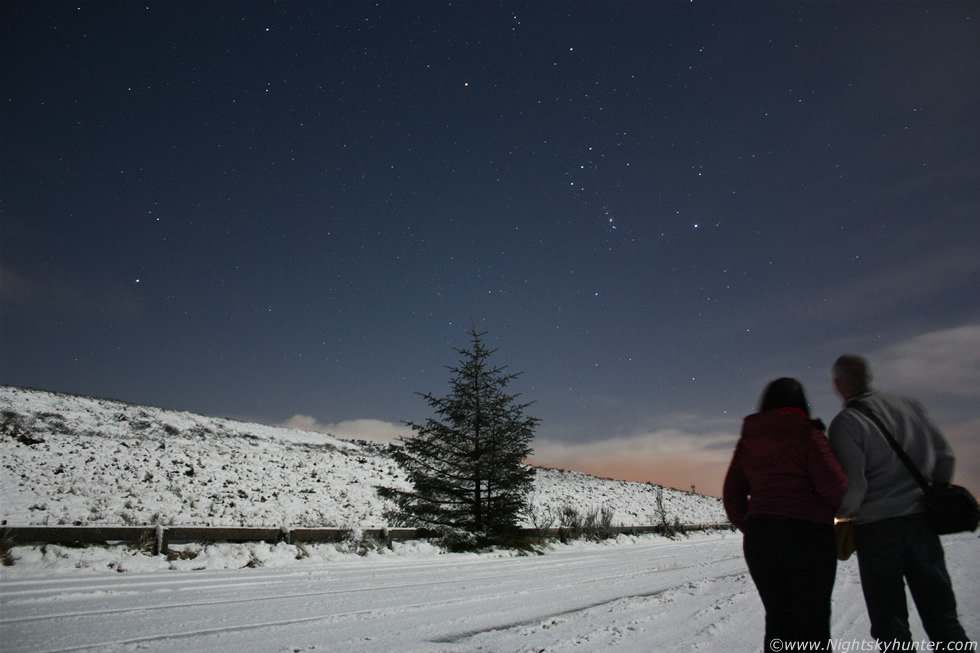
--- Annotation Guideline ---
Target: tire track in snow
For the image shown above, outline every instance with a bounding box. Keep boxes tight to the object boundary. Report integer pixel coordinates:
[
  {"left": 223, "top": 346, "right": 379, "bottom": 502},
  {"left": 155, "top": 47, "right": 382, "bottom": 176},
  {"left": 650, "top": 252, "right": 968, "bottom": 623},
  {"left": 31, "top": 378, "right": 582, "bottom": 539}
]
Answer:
[
  {"left": 431, "top": 570, "right": 750, "bottom": 644},
  {"left": 3, "top": 537, "right": 740, "bottom": 621},
  {"left": 2, "top": 554, "right": 733, "bottom": 634},
  {"left": 1, "top": 535, "right": 756, "bottom": 652}
]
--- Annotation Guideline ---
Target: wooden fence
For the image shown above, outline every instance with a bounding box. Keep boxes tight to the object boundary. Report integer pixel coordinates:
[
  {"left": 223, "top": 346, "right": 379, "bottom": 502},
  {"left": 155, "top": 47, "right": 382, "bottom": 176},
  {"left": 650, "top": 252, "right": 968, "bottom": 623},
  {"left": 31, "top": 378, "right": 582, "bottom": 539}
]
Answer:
[{"left": 1, "top": 523, "right": 732, "bottom": 556}]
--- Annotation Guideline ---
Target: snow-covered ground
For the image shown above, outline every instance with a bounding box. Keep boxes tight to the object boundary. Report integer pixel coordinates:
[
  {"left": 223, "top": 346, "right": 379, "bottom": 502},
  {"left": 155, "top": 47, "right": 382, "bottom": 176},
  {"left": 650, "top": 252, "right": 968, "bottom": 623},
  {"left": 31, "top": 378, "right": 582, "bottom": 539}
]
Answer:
[
  {"left": 0, "top": 385, "right": 725, "bottom": 530},
  {"left": 1, "top": 386, "right": 976, "bottom": 652},
  {"left": 2, "top": 532, "right": 977, "bottom": 652}
]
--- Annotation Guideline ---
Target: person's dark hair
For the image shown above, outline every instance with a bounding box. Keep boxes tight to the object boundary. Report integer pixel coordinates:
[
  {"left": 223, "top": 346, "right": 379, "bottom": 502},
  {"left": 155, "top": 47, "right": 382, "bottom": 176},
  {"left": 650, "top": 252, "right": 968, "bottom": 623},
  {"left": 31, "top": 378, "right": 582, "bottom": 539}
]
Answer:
[
  {"left": 758, "top": 377, "right": 811, "bottom": 416},
  {"left": 833, "top": 354, "right": 872, "bottom": 396}
]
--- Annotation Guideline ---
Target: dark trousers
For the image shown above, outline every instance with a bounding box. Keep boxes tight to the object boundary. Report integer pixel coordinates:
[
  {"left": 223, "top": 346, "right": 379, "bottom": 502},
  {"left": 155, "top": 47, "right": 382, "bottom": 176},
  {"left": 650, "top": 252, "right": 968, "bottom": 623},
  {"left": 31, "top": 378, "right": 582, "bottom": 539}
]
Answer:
[
  {"left": 854, "top": 514, "right": 970, "bottom": 646},
  {"left": 744, "top": 516, "right": 837, "bottom": 652}
]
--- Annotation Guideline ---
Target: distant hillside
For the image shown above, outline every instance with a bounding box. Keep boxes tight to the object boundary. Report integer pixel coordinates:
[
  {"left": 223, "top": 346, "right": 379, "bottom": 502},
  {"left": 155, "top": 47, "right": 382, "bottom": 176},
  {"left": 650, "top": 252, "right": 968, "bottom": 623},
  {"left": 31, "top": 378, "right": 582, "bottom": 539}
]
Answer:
[{"left": 0, "top": 386, "right": 726, "bottom": 529}]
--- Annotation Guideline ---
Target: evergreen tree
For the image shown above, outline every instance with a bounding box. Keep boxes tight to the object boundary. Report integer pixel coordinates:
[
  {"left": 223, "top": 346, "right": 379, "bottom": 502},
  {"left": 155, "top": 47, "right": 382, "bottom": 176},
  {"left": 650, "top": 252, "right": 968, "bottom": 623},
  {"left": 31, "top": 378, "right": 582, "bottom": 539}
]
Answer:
[{"left": 381, "top": 328, "right": 538, "bottom": 542}]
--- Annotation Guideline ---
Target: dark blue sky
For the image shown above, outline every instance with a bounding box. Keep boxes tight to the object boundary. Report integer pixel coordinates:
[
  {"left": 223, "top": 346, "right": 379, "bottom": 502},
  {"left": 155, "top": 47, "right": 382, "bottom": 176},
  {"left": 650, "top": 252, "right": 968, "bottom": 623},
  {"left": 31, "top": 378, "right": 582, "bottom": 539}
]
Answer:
[{"left": 2, "top": 1, "right": 978, "bottom": 495}]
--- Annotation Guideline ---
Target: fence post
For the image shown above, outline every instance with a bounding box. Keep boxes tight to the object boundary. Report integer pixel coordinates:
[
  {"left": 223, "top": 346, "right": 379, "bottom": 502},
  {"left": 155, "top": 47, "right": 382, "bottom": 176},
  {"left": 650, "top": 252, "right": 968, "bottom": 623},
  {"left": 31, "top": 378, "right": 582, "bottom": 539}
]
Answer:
[{"left": 153, "top": 525, "right": 166, "bottom": 557}]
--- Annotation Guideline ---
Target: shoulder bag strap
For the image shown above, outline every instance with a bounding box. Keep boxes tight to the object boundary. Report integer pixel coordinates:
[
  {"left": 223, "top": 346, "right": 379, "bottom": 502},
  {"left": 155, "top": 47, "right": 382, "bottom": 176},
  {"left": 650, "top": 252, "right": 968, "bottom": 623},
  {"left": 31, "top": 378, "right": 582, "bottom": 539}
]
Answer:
[{"left": 847, "top": 400, "right": 931, "bottom": 492}]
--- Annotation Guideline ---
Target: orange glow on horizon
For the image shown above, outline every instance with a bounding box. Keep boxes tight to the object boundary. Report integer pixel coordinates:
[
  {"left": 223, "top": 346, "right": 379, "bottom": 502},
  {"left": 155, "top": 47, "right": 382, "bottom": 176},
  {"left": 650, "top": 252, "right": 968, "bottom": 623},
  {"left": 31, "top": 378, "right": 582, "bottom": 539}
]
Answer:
[{"left": 528, "top": 454, "right": 729, "bottom": 498}]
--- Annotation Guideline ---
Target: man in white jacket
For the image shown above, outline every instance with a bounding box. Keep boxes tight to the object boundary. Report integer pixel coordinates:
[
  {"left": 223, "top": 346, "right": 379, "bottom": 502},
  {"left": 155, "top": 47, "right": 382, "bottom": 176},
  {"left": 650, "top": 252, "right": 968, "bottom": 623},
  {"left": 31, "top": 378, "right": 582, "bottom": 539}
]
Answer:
[{"left": 828, "top": 355, "right": 970, "bottom": 648}]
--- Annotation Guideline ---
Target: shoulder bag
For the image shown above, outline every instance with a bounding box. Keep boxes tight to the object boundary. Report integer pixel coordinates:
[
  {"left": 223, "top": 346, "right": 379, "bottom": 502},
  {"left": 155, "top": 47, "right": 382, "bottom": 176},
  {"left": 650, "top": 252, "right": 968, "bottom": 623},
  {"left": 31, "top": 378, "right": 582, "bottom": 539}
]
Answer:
[{"left": 849, "top": 401, "right": 979, "bottom": 535}]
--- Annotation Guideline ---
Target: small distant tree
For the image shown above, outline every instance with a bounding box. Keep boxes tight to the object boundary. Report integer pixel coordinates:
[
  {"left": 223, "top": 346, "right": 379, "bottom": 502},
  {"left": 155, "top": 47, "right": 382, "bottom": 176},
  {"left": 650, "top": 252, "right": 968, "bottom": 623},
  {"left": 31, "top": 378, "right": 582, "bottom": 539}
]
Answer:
[
  {"left": 655, "top": 486, "right": 677, "bottom": 538},
  {"left": 380, "top": 328, "right": 538, "bottom": 544}
]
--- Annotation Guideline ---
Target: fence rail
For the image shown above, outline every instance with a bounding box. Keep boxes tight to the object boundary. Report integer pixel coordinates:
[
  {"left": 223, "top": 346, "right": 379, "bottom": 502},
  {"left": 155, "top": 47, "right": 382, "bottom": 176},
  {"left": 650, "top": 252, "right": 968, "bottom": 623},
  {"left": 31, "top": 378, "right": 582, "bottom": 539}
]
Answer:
[{"left": 1, "top": 523, "right": 732, "bottom": 556}]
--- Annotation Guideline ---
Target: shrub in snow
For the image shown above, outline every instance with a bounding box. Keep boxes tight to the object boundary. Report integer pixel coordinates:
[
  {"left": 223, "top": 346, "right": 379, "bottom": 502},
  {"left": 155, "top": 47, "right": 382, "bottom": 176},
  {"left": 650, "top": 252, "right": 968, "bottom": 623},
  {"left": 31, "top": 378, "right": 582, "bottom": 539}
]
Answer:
[
  {"left": 335, "top": 528, "right": 386, "bottom": 556},
  {"left": 1, "top": 531, "right": 15, "bottom": 566},
  {"left": 557, "top": 503, "right": 617, "bottom": 542}
]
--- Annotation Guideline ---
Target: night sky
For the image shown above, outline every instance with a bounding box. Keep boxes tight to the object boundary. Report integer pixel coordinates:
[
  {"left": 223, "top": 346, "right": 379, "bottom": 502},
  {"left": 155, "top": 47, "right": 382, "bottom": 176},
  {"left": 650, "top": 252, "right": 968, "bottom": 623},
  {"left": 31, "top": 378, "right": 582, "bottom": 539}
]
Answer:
[{"left": 2, "top": 1, "right": 978, "bottom": 497}]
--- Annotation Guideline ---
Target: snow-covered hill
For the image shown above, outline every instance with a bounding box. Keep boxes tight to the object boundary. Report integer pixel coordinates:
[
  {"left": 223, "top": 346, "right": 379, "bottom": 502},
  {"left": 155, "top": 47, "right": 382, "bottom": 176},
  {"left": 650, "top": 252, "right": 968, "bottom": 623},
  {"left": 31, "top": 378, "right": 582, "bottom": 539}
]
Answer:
[
  {"left": 3, "top": 387, "right": 977, "bottom": 653},
  {"left": 0, "top": 386, "right": 726, "bottom": 530}
]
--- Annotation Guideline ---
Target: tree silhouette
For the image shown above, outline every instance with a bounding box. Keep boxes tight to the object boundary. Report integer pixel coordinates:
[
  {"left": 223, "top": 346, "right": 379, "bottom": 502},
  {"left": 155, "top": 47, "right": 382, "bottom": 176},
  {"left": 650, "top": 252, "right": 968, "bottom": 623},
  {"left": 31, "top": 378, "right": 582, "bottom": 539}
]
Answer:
[{"left": 381, "top": 328, "right": 538, "bottom": 543}]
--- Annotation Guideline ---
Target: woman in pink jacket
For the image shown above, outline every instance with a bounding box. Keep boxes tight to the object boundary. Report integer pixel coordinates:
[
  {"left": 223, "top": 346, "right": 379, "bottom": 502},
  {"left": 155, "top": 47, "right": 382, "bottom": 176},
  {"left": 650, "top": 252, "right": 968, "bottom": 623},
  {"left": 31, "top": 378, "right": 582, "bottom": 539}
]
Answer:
[{"left": 723, "top": 378, "right": 847, "bottom": 653}]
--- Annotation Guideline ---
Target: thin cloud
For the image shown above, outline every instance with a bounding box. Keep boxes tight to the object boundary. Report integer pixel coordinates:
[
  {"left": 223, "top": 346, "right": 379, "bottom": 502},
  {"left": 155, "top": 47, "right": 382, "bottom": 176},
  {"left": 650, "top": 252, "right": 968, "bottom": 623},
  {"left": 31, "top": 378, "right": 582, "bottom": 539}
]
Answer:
[
  {"left": 0, "top": 266, "right": 141, "bottom": 319},
  {"left": 814, "top": 251, "right": 979, "bottom": 324},
  {"left": 871, "top": 323, "right": 980, "bottom": 398},
  {"left": 531, "top": 423, "right": 738, "bottom": 497}
]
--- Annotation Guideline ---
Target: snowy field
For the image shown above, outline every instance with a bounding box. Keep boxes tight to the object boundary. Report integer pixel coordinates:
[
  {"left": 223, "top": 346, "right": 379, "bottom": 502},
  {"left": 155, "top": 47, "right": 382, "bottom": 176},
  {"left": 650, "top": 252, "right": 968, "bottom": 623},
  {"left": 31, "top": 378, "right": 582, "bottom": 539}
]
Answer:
[
  {"left": 1, "top": 532, "right": 977, "bottom": 652},
  {"left": 1, "top": 386, "right": 977, "bottom": 652}
]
